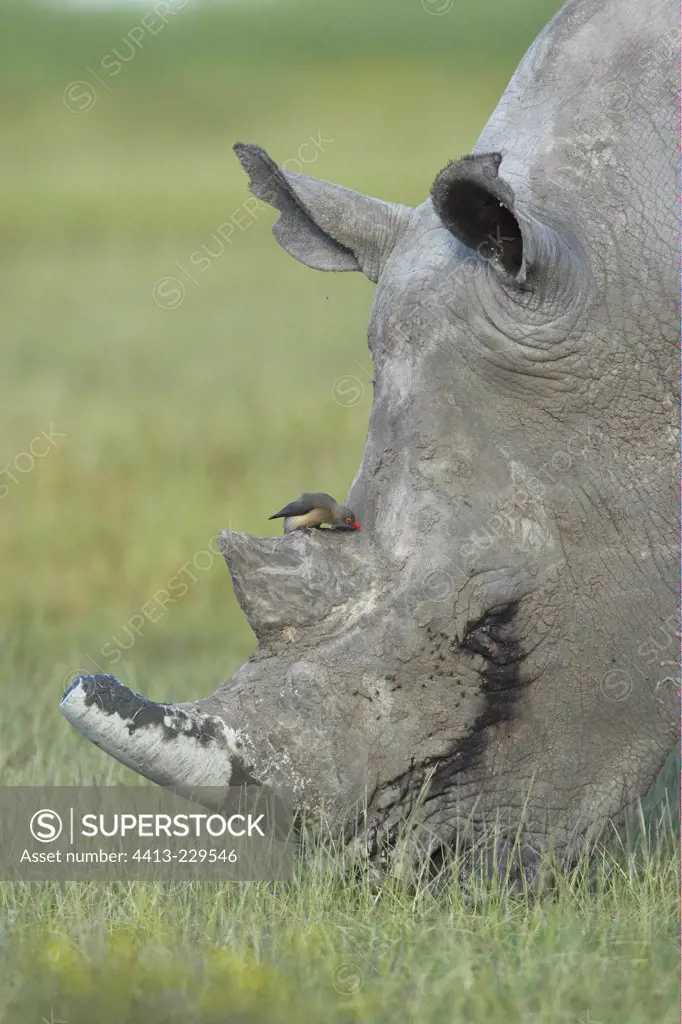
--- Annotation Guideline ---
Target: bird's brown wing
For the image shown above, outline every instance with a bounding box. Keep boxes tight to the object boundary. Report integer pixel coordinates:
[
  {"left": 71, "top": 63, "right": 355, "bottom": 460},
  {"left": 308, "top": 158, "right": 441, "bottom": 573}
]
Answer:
[{"left": 268, "top": 492, "right": 336, "bottom": 520}]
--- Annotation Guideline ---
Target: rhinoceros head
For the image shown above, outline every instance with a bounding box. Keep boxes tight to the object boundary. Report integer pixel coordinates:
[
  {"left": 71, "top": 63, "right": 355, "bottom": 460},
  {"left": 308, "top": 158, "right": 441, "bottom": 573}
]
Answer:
[{"left": 60, "top": 0, "right": 678, "bottom": 877}]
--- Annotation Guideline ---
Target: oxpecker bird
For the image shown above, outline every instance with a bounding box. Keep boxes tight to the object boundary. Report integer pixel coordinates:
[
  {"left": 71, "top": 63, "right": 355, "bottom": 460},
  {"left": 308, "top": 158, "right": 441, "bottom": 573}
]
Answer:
[{"left": 269, "top": 493, "right": 362, "bottom": 534}]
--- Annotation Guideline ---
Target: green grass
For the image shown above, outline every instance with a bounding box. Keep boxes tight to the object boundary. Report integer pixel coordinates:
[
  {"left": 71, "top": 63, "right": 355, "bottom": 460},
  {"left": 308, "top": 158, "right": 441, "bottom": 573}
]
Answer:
[
  {"left": 0, "top": 830, "right": 679, "bottom": 1024},
  {"left": 0, "top": 1, "right": 677, "bottom": 1021}
]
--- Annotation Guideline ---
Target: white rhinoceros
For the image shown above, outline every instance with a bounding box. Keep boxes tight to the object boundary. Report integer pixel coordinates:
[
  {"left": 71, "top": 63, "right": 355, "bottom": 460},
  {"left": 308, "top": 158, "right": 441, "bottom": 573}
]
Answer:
[{"left": 61, "top": 0, "right": 679, "bottom": 881}]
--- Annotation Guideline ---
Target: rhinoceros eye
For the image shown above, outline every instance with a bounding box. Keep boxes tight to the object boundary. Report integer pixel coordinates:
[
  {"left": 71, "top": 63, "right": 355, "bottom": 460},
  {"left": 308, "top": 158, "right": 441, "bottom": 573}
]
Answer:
[{"left": 461, "top": 601, "right": 522, "bottom": 666}]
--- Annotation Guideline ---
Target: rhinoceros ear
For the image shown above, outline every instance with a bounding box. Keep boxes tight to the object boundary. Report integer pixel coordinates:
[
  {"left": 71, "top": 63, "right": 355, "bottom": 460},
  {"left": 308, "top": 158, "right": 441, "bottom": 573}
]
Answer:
[
  {"left": 234, "top": 143, "right": 411, "bottom": 283},
  {"left": 431, "top": 152, "right": 530, "bottom": 284}
]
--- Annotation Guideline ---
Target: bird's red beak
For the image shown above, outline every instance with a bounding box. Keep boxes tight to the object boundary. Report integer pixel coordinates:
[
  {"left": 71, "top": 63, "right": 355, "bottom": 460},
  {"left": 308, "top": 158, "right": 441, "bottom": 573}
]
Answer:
[{"left": 353, "top": 522, "right": 362, "bottom": 530}]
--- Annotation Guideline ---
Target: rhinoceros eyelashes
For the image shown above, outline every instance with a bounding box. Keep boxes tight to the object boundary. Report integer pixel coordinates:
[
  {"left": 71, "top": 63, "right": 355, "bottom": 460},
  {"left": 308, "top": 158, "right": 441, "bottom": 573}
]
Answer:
[
  {"left": 431, "top": 152, "right": 524, "bottom": 280},
  {"left": 461, "top": 601, "right": 532, "bottom": 696},
  {"left": 461, "top": 601, "right": 523, "bottom": 666}
]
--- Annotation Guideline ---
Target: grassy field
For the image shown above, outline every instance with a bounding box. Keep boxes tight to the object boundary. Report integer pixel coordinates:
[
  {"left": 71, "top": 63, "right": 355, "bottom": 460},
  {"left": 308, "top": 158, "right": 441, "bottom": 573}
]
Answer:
[{"left": 0, "top": 1, "right": 677, "bottom": 1020}]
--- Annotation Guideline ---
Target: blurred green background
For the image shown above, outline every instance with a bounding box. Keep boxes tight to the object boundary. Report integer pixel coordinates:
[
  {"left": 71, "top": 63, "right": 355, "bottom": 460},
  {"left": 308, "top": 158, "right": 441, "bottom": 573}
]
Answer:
[{"left": 0, "top": 0, "right": 562, "bottom": 727}]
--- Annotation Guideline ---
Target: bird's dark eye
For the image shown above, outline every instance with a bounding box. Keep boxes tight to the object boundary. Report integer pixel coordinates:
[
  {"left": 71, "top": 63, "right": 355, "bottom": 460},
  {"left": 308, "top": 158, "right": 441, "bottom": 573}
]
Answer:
[{"left": 346, "top": 516, "right": 353, "bottom": 523}]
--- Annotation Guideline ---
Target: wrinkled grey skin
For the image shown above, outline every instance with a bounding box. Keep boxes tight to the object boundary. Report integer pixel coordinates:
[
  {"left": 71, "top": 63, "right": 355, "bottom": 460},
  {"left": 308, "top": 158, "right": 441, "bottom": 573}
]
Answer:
[{"left": 61, "top": 0, "right": 679, "bottom": 879}]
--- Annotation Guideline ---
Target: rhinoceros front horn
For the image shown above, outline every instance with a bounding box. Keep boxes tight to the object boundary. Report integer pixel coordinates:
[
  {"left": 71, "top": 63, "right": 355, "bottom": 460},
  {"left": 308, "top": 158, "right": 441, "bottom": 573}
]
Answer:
[
  {"left": 60, "top": 528, "right": 378, "bottom": 793},
  {"left": 59, "top": 673, "right": 255, "bottom": 800}
]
